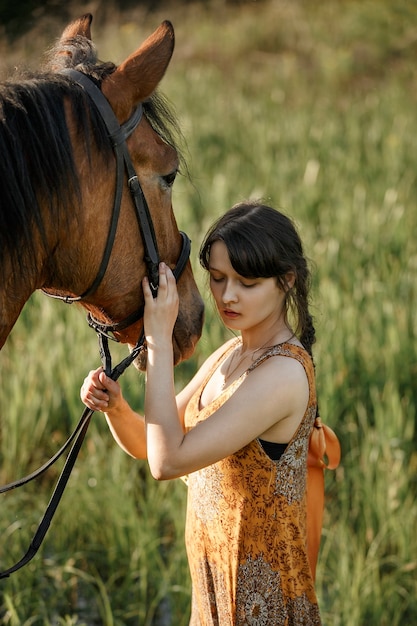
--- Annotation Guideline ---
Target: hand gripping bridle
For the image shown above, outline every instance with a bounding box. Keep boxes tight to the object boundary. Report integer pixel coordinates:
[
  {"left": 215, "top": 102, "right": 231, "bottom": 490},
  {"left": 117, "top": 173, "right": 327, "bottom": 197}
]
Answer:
[{"left": 0, "top": 69, "right": 191, "bottom": 578}]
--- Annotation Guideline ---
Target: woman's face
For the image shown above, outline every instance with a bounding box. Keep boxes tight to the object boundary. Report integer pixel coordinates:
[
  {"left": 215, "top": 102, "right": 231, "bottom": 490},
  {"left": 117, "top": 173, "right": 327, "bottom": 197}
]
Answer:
[{"left": 208, "top": 240, "right": 287, "bottom": 332}]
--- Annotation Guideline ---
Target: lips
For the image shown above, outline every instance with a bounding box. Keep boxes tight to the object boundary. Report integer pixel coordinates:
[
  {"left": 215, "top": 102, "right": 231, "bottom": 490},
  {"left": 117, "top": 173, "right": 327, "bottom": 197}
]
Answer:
[{"left": 223, "top": 309, "right": 239, "bottom": 319}]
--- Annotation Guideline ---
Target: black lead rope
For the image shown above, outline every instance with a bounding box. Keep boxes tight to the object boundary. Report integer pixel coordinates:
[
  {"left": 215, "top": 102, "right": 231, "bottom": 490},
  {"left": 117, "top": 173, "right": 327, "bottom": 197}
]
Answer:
[
  {"left": 0, "top": 332, "right": 145, "bottom": 580},
  {"left": 0, "top": 409, "right": 93, "bottom": 580}
]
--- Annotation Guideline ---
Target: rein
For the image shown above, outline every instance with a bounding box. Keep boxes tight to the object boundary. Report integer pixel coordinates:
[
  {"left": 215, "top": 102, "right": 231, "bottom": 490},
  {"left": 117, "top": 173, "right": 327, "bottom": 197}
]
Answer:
[{"left": 0, "top": 70, "right": 191, "bottom": 579}]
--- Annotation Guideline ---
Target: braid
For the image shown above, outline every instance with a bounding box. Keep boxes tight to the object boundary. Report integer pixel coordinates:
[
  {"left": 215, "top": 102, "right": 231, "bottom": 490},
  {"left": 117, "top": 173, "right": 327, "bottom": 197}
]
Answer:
[
  {"left": 292, "top": 259, "right": 319, "bottom": 419},
  {"left": 294, "top": 274, "right": 319, "bottom": 420},
  {"left": 285, "top": 252, "right": 316, "bottom": 357},
  {"left": 300, "top": 312, "right": 316, "bottom": 357}
]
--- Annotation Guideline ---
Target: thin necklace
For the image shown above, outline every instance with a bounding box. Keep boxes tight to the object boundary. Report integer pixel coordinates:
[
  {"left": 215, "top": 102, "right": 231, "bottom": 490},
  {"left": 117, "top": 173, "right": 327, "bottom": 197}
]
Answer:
[{"left": 221, "top": 331, "right": 294, "bottom": 389}]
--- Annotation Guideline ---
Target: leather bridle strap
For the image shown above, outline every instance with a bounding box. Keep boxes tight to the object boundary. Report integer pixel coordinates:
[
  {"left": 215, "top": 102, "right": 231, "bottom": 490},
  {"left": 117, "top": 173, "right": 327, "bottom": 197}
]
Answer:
[
  {"left": 43, "top": 67, "right": 160, "bottom": 304},
  {"left": 87, "top": 231, "right": 191, "bottom": 339},
  {"left": 68, "top": 69, "right": 191, "bottom": 303},
  {"left": 67, "top": 67, "right": 159, "bottom": 297}
]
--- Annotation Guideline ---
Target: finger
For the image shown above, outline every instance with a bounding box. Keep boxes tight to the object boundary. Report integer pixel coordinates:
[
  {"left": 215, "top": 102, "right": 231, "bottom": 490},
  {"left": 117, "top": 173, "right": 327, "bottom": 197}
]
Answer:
[
  {"left": 84, "top": 368, "right": 105, "bottom": 388},
  {"left": 165, "top": 265, "right": 177, "bottom": 290},
  {"left": 87, "top": 391, "right": 109, "bottom": 411},
  {"left": 81, "top": 376, "right": 108, "bottom": 400},
  {"left": 157, "top": 262, "right": 168, "bottom": 290},
  {"left": 142, "top": 275, "right": 151, "bottom": 298},
  {"left": 98, "top": 370, "right": 111, "bottom": 390},
  {"left": 98, "top": 372, "right": 122, "bottom": 400},
  {"left": 81, "top": 386, "right": 101, "bottom": 406},
  {"left": 143, "top": 263, "right": 168, "bottom": 302},
  {"left": 81, "top": 379, "right": 101, "bottom": 397},
  {"left": 165, "top": 264, "right": 174, "bottom": 279}
]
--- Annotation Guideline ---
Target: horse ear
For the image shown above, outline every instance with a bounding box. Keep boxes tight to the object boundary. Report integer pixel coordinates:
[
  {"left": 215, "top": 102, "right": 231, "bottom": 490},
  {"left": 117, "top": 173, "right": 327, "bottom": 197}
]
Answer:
[
  {"left": 60, "top": 14, "right": 93, "bottom": 41},
  {"left": 102, "top": 21, "right": 175, "bottom": 119}
]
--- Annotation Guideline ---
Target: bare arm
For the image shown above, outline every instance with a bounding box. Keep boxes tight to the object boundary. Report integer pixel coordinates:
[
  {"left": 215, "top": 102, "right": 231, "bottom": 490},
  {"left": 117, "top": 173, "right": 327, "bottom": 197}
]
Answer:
[
  {"left": 80, "top": 368, "right": 147, "bottom": 459},
  {"left": 143, "top": 264, "right": 309, "bottom": 480},
  {"left": 143, "top": 264, "right": 188, "bottom": 477},
  {"left": 79, "top": 344, "right": 221, "bottom": 459}
]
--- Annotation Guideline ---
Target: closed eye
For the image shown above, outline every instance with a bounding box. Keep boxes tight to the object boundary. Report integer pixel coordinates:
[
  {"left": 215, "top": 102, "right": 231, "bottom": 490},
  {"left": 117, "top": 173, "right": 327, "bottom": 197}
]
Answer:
[{"left": 161, "top": 170, "right": 177, "bottom": 188}]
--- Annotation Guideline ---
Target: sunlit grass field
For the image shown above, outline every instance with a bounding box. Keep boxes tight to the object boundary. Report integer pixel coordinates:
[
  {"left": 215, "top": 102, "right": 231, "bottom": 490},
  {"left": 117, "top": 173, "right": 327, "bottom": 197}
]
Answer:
[{"left": 1, "top": 1, "right": 417, "bottom": 624}]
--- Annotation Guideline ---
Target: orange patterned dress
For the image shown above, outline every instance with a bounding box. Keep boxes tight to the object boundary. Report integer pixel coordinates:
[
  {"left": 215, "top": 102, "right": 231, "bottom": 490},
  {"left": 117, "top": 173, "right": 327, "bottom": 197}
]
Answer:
[{"left": 183, "top": 340, "right": 321, "bottom": 626}]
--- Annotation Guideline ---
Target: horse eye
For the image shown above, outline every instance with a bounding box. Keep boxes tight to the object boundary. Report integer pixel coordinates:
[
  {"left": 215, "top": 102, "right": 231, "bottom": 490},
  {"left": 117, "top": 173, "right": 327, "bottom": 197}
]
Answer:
[{"left": 162, "top": 170, "right": 177, "bottom": 187}]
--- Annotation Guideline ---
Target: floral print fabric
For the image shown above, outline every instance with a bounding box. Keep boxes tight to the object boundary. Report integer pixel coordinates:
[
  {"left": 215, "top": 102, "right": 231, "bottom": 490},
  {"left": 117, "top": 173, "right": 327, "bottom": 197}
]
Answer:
[{"left": 184, "top": 341, "right": 321, "bottom": 625}]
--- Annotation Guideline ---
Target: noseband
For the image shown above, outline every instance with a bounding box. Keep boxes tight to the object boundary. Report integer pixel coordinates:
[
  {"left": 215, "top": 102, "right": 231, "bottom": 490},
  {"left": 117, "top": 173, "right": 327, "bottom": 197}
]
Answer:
[
  {"left": 44, "top": 68, "right": 191, "bottom": 340},
  {"left": 0, "top": 71, "right": 192, "bottom": 579}
]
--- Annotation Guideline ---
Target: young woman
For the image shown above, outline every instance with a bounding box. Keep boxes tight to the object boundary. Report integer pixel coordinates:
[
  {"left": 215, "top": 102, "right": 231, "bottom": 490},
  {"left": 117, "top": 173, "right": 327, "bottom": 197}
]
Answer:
[{"left": 81, "top": 201, "right": 321, "bottom": 625}]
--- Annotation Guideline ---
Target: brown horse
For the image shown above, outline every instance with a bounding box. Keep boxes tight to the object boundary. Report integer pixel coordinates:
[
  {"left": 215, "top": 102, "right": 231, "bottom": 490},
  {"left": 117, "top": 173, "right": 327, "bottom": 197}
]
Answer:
[{"left": 0, "top": 14, "right": 204, "bottom": 369}]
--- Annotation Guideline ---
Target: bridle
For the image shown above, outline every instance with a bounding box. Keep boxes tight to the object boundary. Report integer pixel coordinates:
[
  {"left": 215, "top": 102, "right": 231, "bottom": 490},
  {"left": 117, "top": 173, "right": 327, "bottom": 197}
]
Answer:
[
  {"left": 0, "top": 69, "right": 191, "bottom": 578},
  {"left": 43, "top": 68, "right": 191, "bottom": 338}
]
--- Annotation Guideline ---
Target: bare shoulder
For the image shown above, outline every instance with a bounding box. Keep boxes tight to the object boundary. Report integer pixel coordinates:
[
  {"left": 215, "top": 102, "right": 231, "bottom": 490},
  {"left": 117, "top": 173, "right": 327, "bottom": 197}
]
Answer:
[
  {"left": 174, "top": 343, "right": 313, "bottom": 468},
  {"left": 251, "top": 349, "right": 309, "bottom": 392},
  {"left": 238, "top": 348, "right": 311, "bottom": 422},
  {"left": 198, "top": 346, "right": 312, "bottom": 448}
]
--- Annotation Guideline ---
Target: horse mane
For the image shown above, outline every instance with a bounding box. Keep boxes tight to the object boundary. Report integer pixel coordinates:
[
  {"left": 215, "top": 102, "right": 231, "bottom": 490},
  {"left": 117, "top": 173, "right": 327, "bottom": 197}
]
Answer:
[{"left": 0, "top": 34, "right": 184, "bottom": 284}]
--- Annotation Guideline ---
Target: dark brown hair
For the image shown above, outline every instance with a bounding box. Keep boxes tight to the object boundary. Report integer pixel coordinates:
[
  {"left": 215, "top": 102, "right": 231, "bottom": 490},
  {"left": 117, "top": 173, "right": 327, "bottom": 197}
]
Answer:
[{"left": 199, "top": 201, "right": 316, "bottom": 355}]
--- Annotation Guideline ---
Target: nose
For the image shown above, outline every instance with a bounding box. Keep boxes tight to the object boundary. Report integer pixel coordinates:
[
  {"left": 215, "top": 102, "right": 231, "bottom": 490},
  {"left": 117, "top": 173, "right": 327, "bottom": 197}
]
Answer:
[{"left": 222, "top": 279, "right": 238, "bottom": 304}]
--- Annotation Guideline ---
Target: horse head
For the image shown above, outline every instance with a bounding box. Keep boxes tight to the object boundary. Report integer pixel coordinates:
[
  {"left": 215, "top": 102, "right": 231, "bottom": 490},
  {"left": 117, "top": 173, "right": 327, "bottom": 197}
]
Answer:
[{"left": 0, "top": 14, "right": 204, "bottom": 369}]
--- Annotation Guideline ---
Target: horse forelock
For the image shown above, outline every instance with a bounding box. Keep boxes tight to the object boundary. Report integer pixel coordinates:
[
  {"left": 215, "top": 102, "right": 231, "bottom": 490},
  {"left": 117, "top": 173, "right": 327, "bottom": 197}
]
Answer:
[
  {"left": 43, "top": 31, "right": 186, "bottom": 161},
  {"left": 142, "top": 92, "right": 186, "bottom": 174},
  {"left": 43, "top": 34, "right": 116, "bottom": 82}
]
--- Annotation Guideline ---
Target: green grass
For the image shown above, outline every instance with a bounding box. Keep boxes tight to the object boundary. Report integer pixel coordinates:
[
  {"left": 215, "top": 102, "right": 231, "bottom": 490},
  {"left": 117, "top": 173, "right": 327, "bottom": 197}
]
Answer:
[{"left": 1, "top": 0, "right": 417, "bottom": 623}]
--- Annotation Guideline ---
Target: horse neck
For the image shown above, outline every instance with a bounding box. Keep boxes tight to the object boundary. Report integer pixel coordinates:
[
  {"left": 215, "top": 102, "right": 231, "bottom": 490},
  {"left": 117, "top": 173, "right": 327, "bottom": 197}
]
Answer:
[{"left": 0, "top": 255, "right": 45, "bottom": 349}]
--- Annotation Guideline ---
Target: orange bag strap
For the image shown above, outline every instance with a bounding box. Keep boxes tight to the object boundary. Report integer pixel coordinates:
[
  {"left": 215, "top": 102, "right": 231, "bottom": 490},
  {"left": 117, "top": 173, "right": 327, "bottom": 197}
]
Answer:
[{"left": 306, "top": 416, "right": 341, "bottom": 582}]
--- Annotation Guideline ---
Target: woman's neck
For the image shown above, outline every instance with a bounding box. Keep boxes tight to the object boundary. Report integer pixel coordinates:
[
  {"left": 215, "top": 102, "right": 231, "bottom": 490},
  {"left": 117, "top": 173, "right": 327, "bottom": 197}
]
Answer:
[{"left": 239, "top": 322, "right": 294, "bottom": 353}]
